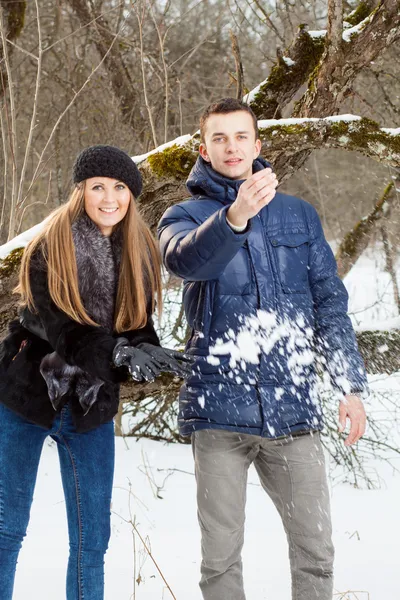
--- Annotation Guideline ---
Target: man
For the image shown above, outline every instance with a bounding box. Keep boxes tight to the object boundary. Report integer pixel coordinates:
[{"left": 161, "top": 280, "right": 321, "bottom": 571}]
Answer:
[{"left": 157, "top": 98, "right": 368, "bottom": 600}]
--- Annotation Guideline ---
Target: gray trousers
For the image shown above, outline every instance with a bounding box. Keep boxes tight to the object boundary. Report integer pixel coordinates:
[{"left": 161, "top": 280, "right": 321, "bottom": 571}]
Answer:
[{"left": 192, "top": 429, "right": 334, "bottom": 600}]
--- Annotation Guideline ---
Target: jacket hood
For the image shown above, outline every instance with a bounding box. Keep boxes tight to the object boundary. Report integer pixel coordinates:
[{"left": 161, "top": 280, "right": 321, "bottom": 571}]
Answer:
[{"left": 186, "top": 155, "right": 272, "bottom": 204}]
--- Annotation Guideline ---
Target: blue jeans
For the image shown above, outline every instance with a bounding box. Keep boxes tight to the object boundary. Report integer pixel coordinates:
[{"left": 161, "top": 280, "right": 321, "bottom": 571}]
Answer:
[{"left": 0, "top": 402, "right": 115, "bottom": 600}]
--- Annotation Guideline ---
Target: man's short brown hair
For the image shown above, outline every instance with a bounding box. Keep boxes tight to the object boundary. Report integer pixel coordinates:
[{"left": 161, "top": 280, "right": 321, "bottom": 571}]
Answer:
[{"left": 199, "top": 98, "right": 259, "bottom": 143}]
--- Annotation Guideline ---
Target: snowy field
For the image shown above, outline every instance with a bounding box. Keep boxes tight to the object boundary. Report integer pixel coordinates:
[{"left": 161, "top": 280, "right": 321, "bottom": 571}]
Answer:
[
  {"left": 11, "top": 424, "right": 400, "bottom": 600},
  {"left": 5, "top": 245, "right": 400, "bottom": 599}
]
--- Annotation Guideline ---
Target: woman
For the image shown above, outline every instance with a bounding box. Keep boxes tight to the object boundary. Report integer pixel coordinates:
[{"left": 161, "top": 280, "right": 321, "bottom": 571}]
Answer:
[{"left": 0, "top": 145, "right": 191, "bottom": 600}]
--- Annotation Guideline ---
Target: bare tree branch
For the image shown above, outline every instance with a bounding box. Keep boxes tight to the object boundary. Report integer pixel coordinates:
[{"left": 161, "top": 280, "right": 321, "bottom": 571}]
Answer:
[
  {"left": 0, "top": 6, "right": 17, "bottom": 240},
  {"left": 229, "top": 30, "right": 245, "bottom": 100},
  {"left": 335, "top": 181, "right": 396, "bottom": 278},
  {"left": 327, "top": 0, "right": 344, "bottom": 53}
]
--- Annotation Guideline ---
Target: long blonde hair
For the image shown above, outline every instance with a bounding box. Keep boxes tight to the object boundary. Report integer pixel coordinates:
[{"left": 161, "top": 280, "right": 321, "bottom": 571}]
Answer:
[{"left": 17, "top": 184, "right": 162, "bottom": 333}]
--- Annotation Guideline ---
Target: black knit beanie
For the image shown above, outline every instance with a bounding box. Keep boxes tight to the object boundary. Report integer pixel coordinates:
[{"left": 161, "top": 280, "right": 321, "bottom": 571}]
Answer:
[{"left": 73, "top": 145, "right": 142, "bottom": 198}]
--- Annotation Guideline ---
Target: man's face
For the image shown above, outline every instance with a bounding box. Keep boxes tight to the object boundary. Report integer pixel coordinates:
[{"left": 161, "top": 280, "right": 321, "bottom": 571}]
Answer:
[{"left": 199, "top": 111, "right": 261, "bottom": 180}]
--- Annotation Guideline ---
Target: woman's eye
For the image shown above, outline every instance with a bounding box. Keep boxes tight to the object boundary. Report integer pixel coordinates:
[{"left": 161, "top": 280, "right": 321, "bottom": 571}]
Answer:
[
  {"left": 92, "top": 185, "right": 103, "bottom": 190},
  {"left": 116, "top": 184, "right": 125, "bottom": 190}
]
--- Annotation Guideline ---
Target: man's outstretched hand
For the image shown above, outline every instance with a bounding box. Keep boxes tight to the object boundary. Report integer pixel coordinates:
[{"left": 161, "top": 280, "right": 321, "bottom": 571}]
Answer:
[{"left": 339, "top": 395, "right": 367, "bottom": 446}]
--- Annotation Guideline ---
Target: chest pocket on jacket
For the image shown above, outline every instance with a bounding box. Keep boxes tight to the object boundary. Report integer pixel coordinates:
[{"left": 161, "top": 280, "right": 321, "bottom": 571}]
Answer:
[{"left": 270, "top": 232, "right": 309, "bottom": 293}]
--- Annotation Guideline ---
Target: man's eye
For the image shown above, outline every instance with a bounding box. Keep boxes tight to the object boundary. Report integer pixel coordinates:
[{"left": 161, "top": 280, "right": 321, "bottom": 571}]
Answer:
[
  {"left": 238, "top": 135, "right": 247, "bottom": 140},
  {"left": 214, "top": 137, "right": 224, "bottom": 143}
]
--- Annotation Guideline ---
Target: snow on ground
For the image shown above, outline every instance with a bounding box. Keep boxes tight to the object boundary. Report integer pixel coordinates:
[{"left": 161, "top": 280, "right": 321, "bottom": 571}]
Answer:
[
  {"left": 8, "top": 246, "right": 400, "bottom": 600},
  {"left": 12, "top": 427, "right": 400, "bottom": 600}
]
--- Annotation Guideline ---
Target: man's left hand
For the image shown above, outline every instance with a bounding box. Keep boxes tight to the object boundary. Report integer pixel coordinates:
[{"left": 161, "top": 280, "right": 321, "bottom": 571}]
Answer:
[{"left": 339, "top": 395, "right": 367, "bottom": 446}]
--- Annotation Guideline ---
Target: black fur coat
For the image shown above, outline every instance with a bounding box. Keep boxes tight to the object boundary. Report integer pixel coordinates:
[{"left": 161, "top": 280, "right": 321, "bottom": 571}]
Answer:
[{"left": 0, "top": 216, "right": 159, "bottom": 432}]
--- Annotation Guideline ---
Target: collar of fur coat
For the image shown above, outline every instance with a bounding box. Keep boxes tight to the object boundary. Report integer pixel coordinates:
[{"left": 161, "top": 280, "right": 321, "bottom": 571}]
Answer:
[{"left": 72, "top": 211, "right": 123, "bottom": 332}]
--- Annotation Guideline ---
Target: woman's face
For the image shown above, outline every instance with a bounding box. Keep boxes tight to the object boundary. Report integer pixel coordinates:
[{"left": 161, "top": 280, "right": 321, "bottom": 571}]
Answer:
[{"left": 84, "top": 177, "right": 131, "bottom": 236}]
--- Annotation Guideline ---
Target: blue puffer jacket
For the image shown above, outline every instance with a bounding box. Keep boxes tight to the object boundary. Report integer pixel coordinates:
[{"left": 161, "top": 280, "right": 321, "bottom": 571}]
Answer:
[{"left": 158, "top": 156, "right": 368, "bottom": 438}]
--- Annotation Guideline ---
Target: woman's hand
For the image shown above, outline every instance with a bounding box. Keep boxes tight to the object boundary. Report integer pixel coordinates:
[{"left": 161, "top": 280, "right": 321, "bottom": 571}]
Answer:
[
  {"left": 137, "top": 343, "right": 195, "bottom": 379},
  {"left": 112, "top": 339, "right": 161, "bottom": 382}
]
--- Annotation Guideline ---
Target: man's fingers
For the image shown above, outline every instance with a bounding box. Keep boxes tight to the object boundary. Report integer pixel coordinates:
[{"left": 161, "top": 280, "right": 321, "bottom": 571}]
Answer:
[
  {"left": 354, "top": 414, "right": 367, "bottom": 444},
  {"left": 245, "top": 170, "right": 277, "bottom": 194},
  {"left": 250, "top": 173, "right": 277, "bottom": 192},
  {"left": 344, "top": 418, "right": 359, "bottom": 446},
  {"left": 344, "top": 412, "right": 366, "bottom": 446},
  {"left": 256, "top": 188, "right": 277, "bottom": 209},
  {"left": 251, "top": 178, "right": 278, "bottom": 200},
  {"left": 338, "top": 402, "right": 347, "bottom": 432},
  {"left": 246, "top": 167, "right": 273, "bottom": 184}
]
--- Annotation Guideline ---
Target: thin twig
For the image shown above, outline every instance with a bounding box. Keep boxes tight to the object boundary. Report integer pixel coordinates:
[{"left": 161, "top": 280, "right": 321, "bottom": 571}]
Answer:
[
  {"left": 0, "top": 96, "right": 8, "bottom": 238},
  {"left": 17, "top": 172, "right": 52, "bottom": 233},
  {"left": 15, "top": 0, "right": 43, "bottom": 236},
  {"left": 149, "top": 1, "right": 169, "bottom": 143},
  {"left": 135, "top": 0, "right": 158, "bottom": 148},
  {"left": 253, "top": 0, "right": 284, "bottom": 43},
  {"left": 229, "top": 30, "right": 244, "bottom": 100},
  {"left": 5, "top": 38, "right": 38, "bottom": 61},
  {"left": 0, "top": 6, "right": 18, "bottom": 242}
]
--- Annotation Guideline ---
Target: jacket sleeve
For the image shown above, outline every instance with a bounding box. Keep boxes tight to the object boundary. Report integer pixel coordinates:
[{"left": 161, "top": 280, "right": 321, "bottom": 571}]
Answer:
[
  {"left": 28, "top": 251, "right": 120, "bottom": 383},
  {"left": 307, "top": 205, "right": 369, "bottom": 397},
  {"left": 157, "top": 203, "right": 251, "bottom": 281},
  {"left": 120, "top": 316, "right": 160, "bottom": 347}
]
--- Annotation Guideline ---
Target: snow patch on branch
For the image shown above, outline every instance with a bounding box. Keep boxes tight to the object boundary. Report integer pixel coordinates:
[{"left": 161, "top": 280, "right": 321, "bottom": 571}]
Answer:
[
  {"left": 258, "top": 114, "right": 362, "bottom": 128},
  {"left": 0, "top": 219, "right": 48, "bottom": 260},
  {"left": 133, "top": 134, "right": 192, "bottom": 164},
  {"left": 308, "top": 29, "right": 326, "bottom": 39},
  {"left": 243, "top": 78, "right": 269, "bottom": 104},
  {"left": 309, "top": 14, "right": 372, "bottom": 43},
  {"left": 382, "top": 127, "right": 400, "bottom": 136},
  {"left": 282, "top": 56, "right": 295, "bottom": 67},
  {"left": 342, "top": 15, "right": 372, "bottom": 42}
]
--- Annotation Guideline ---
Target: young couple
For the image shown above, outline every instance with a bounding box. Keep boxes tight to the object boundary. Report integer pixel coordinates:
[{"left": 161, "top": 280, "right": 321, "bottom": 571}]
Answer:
[{"left": 0, "top": 99, "right": 368, "bottom": 600}]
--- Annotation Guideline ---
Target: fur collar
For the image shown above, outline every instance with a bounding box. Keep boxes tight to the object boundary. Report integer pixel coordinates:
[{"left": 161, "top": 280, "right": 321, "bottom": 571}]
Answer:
[{"left": 72, "top": 212, "right": 123, "bottom": 332}]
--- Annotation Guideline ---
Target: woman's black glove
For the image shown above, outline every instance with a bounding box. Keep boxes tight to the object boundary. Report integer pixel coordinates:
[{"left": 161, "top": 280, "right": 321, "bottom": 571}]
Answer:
[
  {"left": 137, "top": 343, "right": 195, "bottom": 378},
  {"left": 112, "top": 338, "right": 162, "bottom": 382}
]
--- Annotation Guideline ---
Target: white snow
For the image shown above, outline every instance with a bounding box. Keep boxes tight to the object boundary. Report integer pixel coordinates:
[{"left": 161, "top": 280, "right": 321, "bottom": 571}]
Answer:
[
  {"left": 282, "top": 56, "right": 295, "bottom": 67},
  {"left": 133, "top": 134, "right": 193, "bottom": 164},
  {"left": 342, "top": 16, "right": 371, "bottom": 43},
  {"left": 308, "top": 29, "right": 327, "bottom": 39},
  {"left": 258, "top": 114, "right": 361, "bottom": 129},
  {"left": 382, "top": 127, "right": 400, "bottom": 136},
  {"left": 0, "top": 219, "right": 49, "bottom": 259},
  {"left": 308, "top": 15, "right": 372, "bottom": 43},
  {"left": 243, "top": 77, "right": 269, "bottom": 104},
  {"left": 355, "top": 315, "right": 400, "bottom": 332},
  {"left": 11, "top": 419, "right": 400, "bottom": 600}
]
